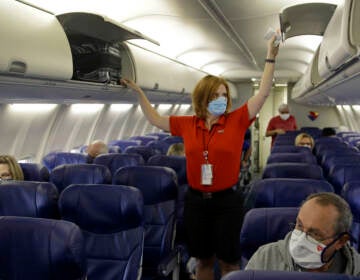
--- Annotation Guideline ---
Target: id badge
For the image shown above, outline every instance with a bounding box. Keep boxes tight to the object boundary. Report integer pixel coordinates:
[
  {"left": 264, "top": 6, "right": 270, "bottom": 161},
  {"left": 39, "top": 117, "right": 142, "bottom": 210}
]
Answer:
[{"left": 201, "top": 164, "right": 213, "bottom": 185}]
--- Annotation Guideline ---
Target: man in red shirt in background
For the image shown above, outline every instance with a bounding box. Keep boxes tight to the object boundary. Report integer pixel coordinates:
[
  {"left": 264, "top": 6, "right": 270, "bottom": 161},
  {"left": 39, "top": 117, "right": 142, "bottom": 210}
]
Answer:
[{"left": 266, "top": 103, "right": 298, "bottom": 147}]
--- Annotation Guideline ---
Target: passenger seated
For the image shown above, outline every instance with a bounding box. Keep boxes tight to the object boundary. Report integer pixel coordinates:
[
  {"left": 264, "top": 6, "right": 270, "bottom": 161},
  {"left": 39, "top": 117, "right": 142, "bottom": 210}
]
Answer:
[
  {"left": 86, "top": 140, "right": 109, "bottom": 163},
  {"left": 322, "top": 127, "right": 337, "bottom": 137},
  {"left": 0, "top": 155, "right": 24, "bottom": 181},
  {"left": 245, "top": 192, "right": 360, "bottom": 276},
  {"left": 166, "top": 143, "right": 185, "bottom": 156},
  {"left": 295, "top": 133, "right": 314, "bottom": 150}
]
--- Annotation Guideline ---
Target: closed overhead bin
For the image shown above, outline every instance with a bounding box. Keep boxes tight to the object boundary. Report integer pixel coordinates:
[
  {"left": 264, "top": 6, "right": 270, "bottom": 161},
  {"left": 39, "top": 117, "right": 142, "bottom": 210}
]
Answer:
[{"left": 0, "top": 0, "right": 73, "bottom": 80}]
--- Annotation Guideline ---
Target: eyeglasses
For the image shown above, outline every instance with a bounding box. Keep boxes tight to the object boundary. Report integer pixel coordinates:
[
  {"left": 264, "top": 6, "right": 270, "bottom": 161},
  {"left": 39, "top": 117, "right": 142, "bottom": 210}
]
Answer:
[{"left": 289, "top": 223, "right": 337, "bottom": 244}]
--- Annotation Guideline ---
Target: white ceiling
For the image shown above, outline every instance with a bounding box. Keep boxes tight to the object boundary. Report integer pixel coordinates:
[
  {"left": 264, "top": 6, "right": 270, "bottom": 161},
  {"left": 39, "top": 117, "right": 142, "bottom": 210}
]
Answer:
[{"left": 23, "top": 0, "right": 342, "bottom": 84}]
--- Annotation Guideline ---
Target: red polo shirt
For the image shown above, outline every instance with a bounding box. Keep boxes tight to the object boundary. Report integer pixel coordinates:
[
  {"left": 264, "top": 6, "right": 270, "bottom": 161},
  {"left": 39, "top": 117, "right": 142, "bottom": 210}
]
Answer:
[
  {"left": 266, "top": 115, "right": 298, "bottom": 146},
  {"left": 170, "top": 103, "right": 253, "bottom": 192}
]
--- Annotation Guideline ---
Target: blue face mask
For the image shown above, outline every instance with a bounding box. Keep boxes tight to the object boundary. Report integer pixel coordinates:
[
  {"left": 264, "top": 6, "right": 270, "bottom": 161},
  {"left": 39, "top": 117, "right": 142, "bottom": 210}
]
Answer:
[{"left": 208, "top": 96, "right": 227, "bottom": 116}]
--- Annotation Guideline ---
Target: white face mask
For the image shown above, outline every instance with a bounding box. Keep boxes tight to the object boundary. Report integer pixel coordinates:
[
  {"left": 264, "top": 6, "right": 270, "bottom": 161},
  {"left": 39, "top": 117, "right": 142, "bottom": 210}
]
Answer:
[
  {"left": 299, "top": 144, "right": 312, "bottom": 149},
  {"left": 289, "top": 229, "right": 327, "bottom": 269},
  {"left": 280, "top": 113, "right": 290, "bottom": 121}
]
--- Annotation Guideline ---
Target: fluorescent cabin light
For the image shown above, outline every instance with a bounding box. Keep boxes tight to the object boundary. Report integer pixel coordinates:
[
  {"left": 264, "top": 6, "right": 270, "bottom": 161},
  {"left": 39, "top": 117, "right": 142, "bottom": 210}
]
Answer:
[
  {"left": 110, "top": 104, "right": 133, "bottom": 112},
  {"left": 158, "top": 104, "right": 173, "bottom": 110},
  {"left": 71, "top": 104, "right": 104, "bottom": 113},
  {"left": 9, "top": 104, "right": 57, "bottom": 112}
]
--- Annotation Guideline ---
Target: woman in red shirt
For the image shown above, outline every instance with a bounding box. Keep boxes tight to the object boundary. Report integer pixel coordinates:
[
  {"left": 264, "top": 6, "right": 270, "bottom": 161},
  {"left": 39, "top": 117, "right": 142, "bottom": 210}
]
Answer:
[{"left": 120, "top": 33, "right": 280, "bottom": 280}]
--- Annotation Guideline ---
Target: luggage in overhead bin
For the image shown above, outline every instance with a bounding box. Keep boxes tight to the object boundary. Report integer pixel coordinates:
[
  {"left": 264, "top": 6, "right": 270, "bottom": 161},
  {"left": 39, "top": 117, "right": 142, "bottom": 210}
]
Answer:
[{"left": 69, "top": 35, "right": 122, "bottom": 84}]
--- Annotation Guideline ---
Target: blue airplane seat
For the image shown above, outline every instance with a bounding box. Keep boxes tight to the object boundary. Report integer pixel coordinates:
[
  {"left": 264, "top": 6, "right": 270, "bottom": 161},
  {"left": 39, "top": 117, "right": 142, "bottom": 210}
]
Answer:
[
  {"left": 239, "top": 207, "right": 298, "bottom": 268},
  {"left": 327, "top": 164, "right": 360, "bottom": 194},
  {"left": 342, "top": 180, "right": 360, "bottom": 252},
  {"left": 129, "top": 135, "right": 158, "bottom": 145},
  {"left": 222, "top": 270, "right": 360, "bottom": 280},
  {"left": 108, "top": 139, "right": 141, "bottom": 151},
  {"left": 59, "top": 184, "right": 144, "bottom": 280},
  {"left": 146, "top": 132, "right": 171, "bottom": 140},
  {"left": 262, "top": 163, "right": 324, "bottom": 180},
  {"left": 124, "top": 145, "right": 160, "bottom": 162},
  {"left": 314, "top": 141, "right": 349, "bottom": 158},
  {"left": 300, "top": 126, "right": 322, "bottom": 138},
  {"left": 113, "top": 165, "right": 179, "bottom": 279},
  {"left": 271, "top": 145, "right": 313, "bottom": 154},
  {"left": 20, "top": 162, "right": 50, "bottom": 181},
  {"left": 42, "top": 151, "right": 87, "bottom": 171},
  {"left": 162, "top": 135, "right": 184, "bottom": 145},
  {"left": 318, "top": 149, "right": 359, "bottom": 166},
  {"left": 273, "top": 136, "right": 297, "bottom": 146},
  {"left": 266, "top": 152, "right": 316, "bottom": 164},
  {"left": 0, "top": 181, "right": 59, "bottom": 218},
  {"left": 0, "top": 216, "right": 86, "bottom": 280},
  {"left": 93, "top": 153, "right": 144, "bottom": 175},
  {"left": 322, "top": 155, "right": 360, "bottom": 176},
  {"left": 244, "top": 178, "right": 334, "bottom": 210},
  {"left": 108, "top": 145, "right": 121, "bottom": 153},
  {"left": 146, "top": 140, "right": 169, "bottom": 154},
  {"left": 147, "top": 154, "right": 188, "bottom": 242},
  {"left": 50, "top": 163, "right": 111, "bottom": 194}
]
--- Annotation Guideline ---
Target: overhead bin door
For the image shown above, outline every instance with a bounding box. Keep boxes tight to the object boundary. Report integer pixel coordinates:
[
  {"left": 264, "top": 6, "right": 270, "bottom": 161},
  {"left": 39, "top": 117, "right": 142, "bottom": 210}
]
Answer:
[
  {"left": 0, "top": 0, "right": 73, "bottom": 80},
  {"left": 318, "top": 0, "right": 358, "bottom": 79}
]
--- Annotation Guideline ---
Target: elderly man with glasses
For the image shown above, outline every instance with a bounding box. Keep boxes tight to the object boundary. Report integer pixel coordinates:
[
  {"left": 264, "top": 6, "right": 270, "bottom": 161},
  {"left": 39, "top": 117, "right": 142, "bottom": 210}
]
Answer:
[{"left": 245, "top": 192, "right": 360, "bottom": 276}]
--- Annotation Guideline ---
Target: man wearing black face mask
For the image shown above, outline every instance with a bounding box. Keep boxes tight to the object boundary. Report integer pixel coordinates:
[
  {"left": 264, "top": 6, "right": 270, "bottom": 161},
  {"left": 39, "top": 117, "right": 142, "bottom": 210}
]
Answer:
[{"left": 245, "top": 193, "right": 360, "bottom": 276}]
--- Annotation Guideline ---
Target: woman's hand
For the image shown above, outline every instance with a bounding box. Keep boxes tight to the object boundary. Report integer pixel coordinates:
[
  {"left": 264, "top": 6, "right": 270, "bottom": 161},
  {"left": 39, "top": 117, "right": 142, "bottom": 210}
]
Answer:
[
  {"left": 267, "top": 31, "right": 280, "bottom": 59},
  {"left": 120, "top": 78, "right": 142, "bottom": 93}
]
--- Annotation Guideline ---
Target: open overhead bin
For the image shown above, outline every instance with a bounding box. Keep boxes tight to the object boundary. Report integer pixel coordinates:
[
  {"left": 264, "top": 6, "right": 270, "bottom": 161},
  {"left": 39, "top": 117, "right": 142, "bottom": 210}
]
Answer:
[
  {"left": 0, "top": 4, "right": 207, "bottom": 102},
  {"left": 279, "top": 3, "right": 337, "bottom": 38},
  {"left": 291, "top": 0, "right": 360, "bottom": 105}
]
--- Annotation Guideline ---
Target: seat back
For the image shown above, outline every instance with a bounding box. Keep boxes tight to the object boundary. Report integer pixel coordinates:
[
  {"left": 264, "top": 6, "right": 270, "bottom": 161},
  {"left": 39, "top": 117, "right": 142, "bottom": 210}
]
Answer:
[
  {"left": 107, "top": 140, "right": 140, "bottom": 151},
  {"left": 124, "top": 146, "right": 160, "bottom": 162},
  {"left": 20, "top": 162, "right": 49, "bottom": 181},
  {"left": 93, "top": 153, "right": 144, "bottom": 175},
  {"left": 42, "top": 152, "right": 87, "bottom": 171},
  {"left": 147, "top": 154, "right": 188, "bottom": 242},
  {"left": 262, "top": 163, "right": 323, "bottom": 179},
  {"left": 0, "top": 216, "right": 86, "bottom": 280},
  {"left": 129, "top": 135, "right": 158, "bottom": 145},
  {"left": 327, "top": 163, "right": 360, "bottom": 194},
  {"left": 271, "top": 145, "right": 312, "bottom": 154},
  {"left": 342, "top": 180, "right": 360, "bottom": 251},
  {"left": 113, "top": 165, "right": 178, "bottom": 278},
  {"left": 240, "top": 207, "right": 298, "bottom": 264},
  {"left": 245, "top": 178, "right": 333, "bottom": 209},
  {"left": 59, "top": 184, "right": 144, "bottom": 280},
  {"left": 222, "top": 270, "right": 360, "bottom": 280},
  {"left": 0, "top": 181, "right": 59, "bottom": 218},
  {"left": 266, "top": 152, "right": 316, "bottom": 164},
  {"left": 50, "top": 164, "right": 111, "bottom": 194}
]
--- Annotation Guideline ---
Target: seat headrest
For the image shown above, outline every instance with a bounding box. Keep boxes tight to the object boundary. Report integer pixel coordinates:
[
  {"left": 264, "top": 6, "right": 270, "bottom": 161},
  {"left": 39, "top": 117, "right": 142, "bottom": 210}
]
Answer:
[
  {"left": 223, "top": 270, "right": 359, "bottom": 280},
  {"left": 267, "top": 153, "right": 316, "bottom": 164},
  {"left": 343, "top": 181, "right": 360, "bottom": 220},
  {"left": 0, "top": 181, "right": 59, "bottom": 218},
  {"left": 50, "top": 164, "right": 111, "bottom": 193},
  {"left": 240, "top": 207, "right": 298, "bottom": 260},
  {"left": 0, "top": 216, "right": 86, "bottom": 280},
  {"left": 19, "top": 162, "right": 49, "bottom": 181},
  {"left": 248, "top": 178, "right": 334, "bottom": 208},
  {"left": 262, "top": 163, "right": 323, "bottom": 179},
  {"left": 93, "top": 153, "right": 144, "bottom": 174},
  {"left": 113, "top": 166, "right": 177, "bottom": 204},
  {"left": 42, "top": 152, "right": 87, "bottom": 171},
  {"left": 59, "top": 184, "right": 144, "bottom": 233},
  {"left": 147, "top": 154, "right": 187, "bottom": 185}
]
